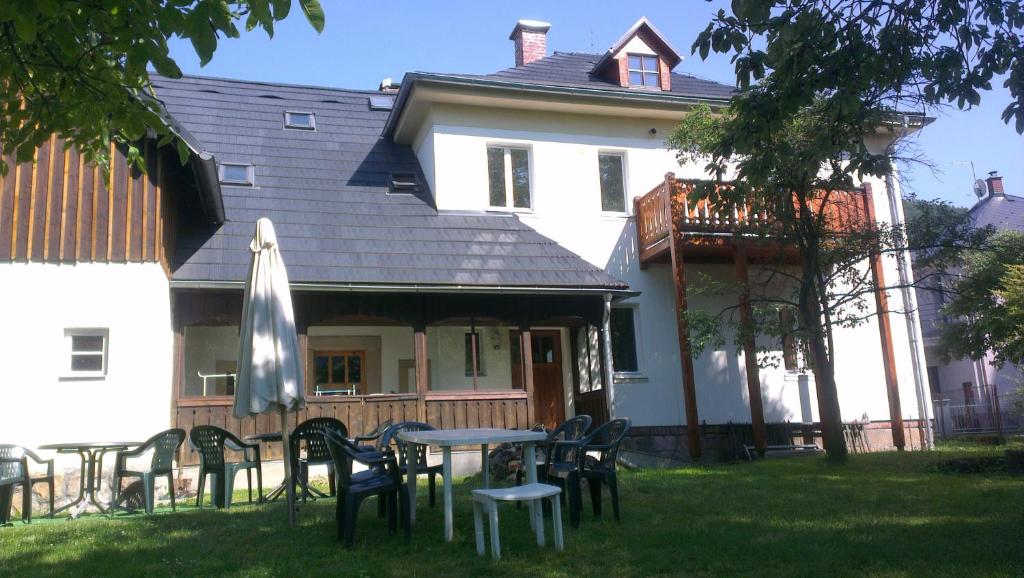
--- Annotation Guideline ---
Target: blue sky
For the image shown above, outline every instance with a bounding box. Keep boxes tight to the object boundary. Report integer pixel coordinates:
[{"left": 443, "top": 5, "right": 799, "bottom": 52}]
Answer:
[{"left": 166, "top": 0, "right": 1023, "bottom": 207}]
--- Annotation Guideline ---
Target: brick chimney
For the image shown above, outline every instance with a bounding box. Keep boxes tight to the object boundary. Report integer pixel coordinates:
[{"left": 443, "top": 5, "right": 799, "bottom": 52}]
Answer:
[
  {"left": 986, "top": 171, "right": 1005, "bottom": 196},
  {"left": 510, "top": 20, "right": 550, "bottom": 67}
]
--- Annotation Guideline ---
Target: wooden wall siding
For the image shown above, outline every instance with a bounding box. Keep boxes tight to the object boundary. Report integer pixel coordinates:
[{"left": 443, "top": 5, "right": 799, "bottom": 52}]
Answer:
[
  {"left": 0, "top": 137, "right": 170, "bottom": 266},
  {"left": 425, "top": 396, "right": 529, "bottom": 432}
]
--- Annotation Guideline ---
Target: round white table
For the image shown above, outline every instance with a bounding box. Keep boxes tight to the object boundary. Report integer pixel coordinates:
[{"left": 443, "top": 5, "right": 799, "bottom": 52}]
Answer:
[{"left": 397, "top": 428, "right": 549, "bottom": 542}]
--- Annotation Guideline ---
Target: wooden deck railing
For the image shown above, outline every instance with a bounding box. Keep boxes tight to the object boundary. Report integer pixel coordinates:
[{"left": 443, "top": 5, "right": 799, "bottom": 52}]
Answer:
[
  {"left": 634, "top": 175, "right": 873, "bottom": 262},
  {"left": 174, "top": 390, "right": 530, "bottom": 466}
]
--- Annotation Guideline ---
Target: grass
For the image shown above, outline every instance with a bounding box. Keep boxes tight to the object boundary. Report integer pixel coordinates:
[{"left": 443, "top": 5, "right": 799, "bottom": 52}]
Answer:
[{"left": 2, "top": 441, "right": 1023, "bottom": 577}]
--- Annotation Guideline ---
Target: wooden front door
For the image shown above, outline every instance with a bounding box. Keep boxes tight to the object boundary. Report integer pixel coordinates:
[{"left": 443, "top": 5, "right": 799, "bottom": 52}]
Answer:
[{"left": 530, "top": 330, "right": 565, "bottom": 430}]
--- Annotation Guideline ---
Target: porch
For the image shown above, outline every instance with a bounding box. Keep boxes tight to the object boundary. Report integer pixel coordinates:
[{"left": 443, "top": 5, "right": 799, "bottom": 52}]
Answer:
[
  {"left": 171, "top": 290, "right": 614, "bottom": 465},
  {"left": 632, "top": 173, "right": 907, "bottom": 459}
]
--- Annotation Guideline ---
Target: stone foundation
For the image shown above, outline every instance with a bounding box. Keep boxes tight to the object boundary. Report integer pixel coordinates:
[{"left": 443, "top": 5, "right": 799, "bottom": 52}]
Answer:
[{"left": 623, "top": 419, "right": 932, "bottom": 464}]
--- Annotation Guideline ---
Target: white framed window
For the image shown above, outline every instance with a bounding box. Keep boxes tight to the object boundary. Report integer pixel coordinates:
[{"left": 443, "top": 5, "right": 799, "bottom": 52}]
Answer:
[
  {"left": 598, "top": 152, "right": 628, "bottom": 213},
  {"left": 627, "top": 54, "right": 661, "bottom": 89},
  {"left": 219, "top": 163, "right": 254, "bottom": 186},
  {"left": 487, "top": 145, "right": 532, "bottom": 210},
  {"left": 63, "top": 328, "right": 109, "bottom": 379},
  {"left": 284, "top": 111, "right": 316, "bottom": 130}
]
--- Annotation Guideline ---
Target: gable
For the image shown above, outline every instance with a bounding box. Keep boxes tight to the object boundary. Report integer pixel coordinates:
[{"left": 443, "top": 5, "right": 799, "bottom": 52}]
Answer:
[{"left": 591, "top": 18, "right": 683, "bottom": 91}]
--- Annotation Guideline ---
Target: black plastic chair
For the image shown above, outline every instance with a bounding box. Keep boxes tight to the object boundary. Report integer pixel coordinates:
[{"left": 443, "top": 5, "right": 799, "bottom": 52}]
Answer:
[
  {"left": 544, "top": 417, "right": 629, "bottom": 528},
  {"left": 290, "top": 417, "right": 348, "bottom": 502},
  {"left": 382, "top": 421, "right": 441, "bottom": 508},
  {"left": 323, "top": 429, "right": 410, "bottom": 548},
  {"left": 0, "top": 445, "right": 53, "bottom": 524},
  {"left": 189, "top": 426, "right": 263, "bottom": 509},
  {"left": 353, "top": 419, "right": 394, "bottom": 453},
  {"left": 112, "top": 429, "right": 185, "bottom": 515},
  {"left": 515, "top": 415, "right": 592, "bottom": 489},
  {"left": 581, "top": 418, "right": 631, "bottom": 522}
]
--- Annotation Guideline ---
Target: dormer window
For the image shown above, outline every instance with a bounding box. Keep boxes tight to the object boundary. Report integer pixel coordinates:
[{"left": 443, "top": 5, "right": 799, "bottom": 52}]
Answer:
[
  {"left": 590, "top": 18, "right": 681, "bottom": 91},
  {"left": 627, "top": 55, "right": 660, "bottom": 89},
  {"left": 284, "top": 111, "right": 316, "bottom": 130}
]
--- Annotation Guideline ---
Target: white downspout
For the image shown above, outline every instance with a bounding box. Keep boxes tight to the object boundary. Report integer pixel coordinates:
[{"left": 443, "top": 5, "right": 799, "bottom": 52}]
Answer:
[
  {"left": 884, "top": 115, "right": 934, "bottom": 449},
  {"left": 601, "top": 293, "right": 615, "bottom": 417}
]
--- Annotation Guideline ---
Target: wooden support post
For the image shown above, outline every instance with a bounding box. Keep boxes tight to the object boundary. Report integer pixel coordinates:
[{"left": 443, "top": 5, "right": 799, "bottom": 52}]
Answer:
[
  {"left": 521, "top": 327, "right": 536, "bottom": 426},
  {"left": 664, "top": 173, "right": 702, "bottom": 460},
  {"left": 414, "top": 326, "right": 429, "bottom": 424},
  {"left": 634, "top": 196, "right": 648, "bottom": 270},
  {"left": 735, "top": 246, "right": 767, "bottom": 456},
  {"left": 862, "top": 188, "right": 906, "bottom": 450}
]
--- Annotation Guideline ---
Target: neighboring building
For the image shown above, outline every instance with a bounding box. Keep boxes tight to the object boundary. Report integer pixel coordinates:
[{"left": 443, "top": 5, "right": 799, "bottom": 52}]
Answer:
[
  {"left": 0, "top": 17, "right": 931, "bottom": 467},
  {"left": 916, "top": 172, "right": 1024, "bottom": 433}
]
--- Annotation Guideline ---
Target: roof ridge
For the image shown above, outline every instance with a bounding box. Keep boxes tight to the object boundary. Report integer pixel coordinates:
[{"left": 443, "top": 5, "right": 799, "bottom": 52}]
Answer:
[{"left": 151, "top": 73, "right": 382, "bottom": 95}]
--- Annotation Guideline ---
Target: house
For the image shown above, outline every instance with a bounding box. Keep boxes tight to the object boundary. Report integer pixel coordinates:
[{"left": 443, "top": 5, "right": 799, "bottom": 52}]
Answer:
[
  {"left": 916, "top": 172, "right": 1024, "bottom": 434},
  {"left": 0, "top": 18, "right": 932, "bottom": 469}
]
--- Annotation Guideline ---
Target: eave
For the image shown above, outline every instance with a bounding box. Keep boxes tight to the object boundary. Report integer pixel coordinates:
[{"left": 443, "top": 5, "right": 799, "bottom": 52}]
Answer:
[
  {"left": 383, "top": 72, "right": 731, "bottom": 143},
  {"left": 144, "top": 90, "right": 225, "bottom": 225},
  {"left": 170, "top": 279, "right": 638, "bottom": 299}
]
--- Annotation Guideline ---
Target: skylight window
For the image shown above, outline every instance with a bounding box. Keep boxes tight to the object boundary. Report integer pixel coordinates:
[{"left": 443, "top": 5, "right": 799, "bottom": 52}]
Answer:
[
  {"left": 284, "top": 111, "right": 316, "bottom": 130},
  {"left": 389, "top": 172, "right": 420, "bottom": 194},
  {"left": 369, "top": 95, "right": 395, "bottom": 111},
  {"left": 220, "top": 163, "right": 254, "bottom": 186}
]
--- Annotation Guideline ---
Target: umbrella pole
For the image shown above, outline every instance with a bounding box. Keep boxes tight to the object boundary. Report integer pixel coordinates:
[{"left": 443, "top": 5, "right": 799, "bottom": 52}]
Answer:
[{"left": 280, "top": 407, "right": 297, "bottom": 528}]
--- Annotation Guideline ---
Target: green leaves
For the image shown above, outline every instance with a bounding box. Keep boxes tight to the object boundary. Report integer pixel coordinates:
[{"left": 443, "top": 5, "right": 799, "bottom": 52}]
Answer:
[
  {"left": 0, "top": 0, "right": 327, "bottom": 175},
  {"left": 689, "top": 0, "right": 1024, "bottom": 139},
  {"left": 300, "top": 0, "right": 325, "bottom": 33},
  {"left": 936, "top": 231, "right": 1024, "bottom": 367}
]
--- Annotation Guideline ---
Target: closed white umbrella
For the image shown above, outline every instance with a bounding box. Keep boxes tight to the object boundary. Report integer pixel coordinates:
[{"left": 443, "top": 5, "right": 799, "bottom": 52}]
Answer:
[{"left": 234, "top": 218, "right": 305, "bottom": 527}]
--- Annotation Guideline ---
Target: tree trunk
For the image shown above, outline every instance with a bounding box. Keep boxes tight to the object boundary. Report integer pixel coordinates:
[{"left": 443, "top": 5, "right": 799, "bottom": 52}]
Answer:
[
  {"left": 807, "top": 332, "right": 848, "bottom": 461},
  {"left": 795, "top": 192, "right": 848, "bottom": 462}
]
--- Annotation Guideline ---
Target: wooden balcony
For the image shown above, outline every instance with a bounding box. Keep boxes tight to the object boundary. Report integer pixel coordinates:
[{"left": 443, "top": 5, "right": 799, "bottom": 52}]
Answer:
[
  {"left": 634, "top": 174, "right": 874, "bottom": 265},
  {"left": 633, "top": 174, "right": 906, "bottom": 459}
]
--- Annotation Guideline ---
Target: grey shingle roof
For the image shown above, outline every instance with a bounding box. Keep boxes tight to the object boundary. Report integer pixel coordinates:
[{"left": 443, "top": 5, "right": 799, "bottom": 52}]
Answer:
[
  {"left": 153, "top": 75, "right": 626, "bottom": 290},
  {"left": 969, "top": 192, "right": 1024, "bottom": 233},
  {"left": 478, "top": 51, "right": 735, "bottom": 101}
]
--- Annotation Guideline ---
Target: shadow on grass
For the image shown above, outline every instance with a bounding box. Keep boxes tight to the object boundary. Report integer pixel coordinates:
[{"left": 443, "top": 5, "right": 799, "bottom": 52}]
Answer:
[{"left": 2, "top": 452, "right": 1023, "bottom": 577}]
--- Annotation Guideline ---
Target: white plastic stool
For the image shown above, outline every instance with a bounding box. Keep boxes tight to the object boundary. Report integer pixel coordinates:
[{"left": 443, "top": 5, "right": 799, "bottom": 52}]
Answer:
[{"left": 471, "top": 483, "right": 564, "bottom": 560}]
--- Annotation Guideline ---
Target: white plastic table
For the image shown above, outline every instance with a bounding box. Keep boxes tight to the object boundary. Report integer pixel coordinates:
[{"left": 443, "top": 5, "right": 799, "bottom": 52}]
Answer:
[{"left": 397, "top": 428, "right": 549, "bottom": 542}]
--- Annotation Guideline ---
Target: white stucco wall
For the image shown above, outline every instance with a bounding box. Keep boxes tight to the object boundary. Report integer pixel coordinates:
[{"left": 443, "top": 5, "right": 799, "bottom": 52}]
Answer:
[
  {"left": 415, "top": 103, "right": 929, "bottom": 428},
  {"left": 0, "top": 263, "right": 173, "bottom": 451}
]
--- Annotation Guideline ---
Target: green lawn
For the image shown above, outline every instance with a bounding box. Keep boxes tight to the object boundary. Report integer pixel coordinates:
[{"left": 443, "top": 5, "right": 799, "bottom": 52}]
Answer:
[{"left": 2, "top": 442, "right": 1023, "bottom": 577}]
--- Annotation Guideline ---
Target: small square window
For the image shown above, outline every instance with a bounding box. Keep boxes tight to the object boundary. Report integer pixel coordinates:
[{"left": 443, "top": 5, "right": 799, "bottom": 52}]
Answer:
[
  {"left": 284, "top": 111, "right": 316, "bottom": 130},
  {"left": 64, "top": 328, "right": 108, "bottom": 378},
  {"left": 220, "top": 163, "right": 253, "bottom": 186}
]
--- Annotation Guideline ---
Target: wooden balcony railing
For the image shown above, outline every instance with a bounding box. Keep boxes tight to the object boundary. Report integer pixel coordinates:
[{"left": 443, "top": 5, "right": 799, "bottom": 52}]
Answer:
[{"left": 634, "top": 174, "right": 873, "bottom": 263}]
